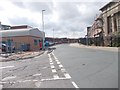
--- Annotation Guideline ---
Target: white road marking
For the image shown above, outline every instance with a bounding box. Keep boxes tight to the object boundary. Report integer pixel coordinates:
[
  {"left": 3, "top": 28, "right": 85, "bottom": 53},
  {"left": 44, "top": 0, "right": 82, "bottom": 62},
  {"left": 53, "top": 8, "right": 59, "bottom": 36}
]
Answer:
[
  {"left": 53, "top": 74, "right": 59, "bottom": 79},
  {"left": 57, "top": 61, "right": 61, "bottom": 65},
  {"left": 32, "top": 80, "right": 38, "bottom": 82},
  {"left": 51, "top": 65, "right": 55, "bottom": 69},
  {"left": 61, "top": 68, "right": 66, "bottom": 73},
  {"left": 33, "top": 73, "right": 41, "bottom": 76},
  {"left": 59, "top": 64, "right": 63, "bottom": 68},
  {"left": 55, "top": 59, "right": 59, "bottom": 62},
  {"left": 64, "top": 73, "right": 71, "bottom": 79},
  {"left": 50, "top": 62, "right": 54, "bottom": 65},
  {"left": 49, "top": 58, "right": 52, "bottom": 61},
  {"left": 49, "top": 60, "right": 52, "bottom": 63},
  {"left": 0, "top": 66, "right": 15, "bottom": 69},
  {"left": 48, "top": 54, "right": 51, "bottom": 58},
  {"left": 22, "top": 80, "right": 32, "bottom": 82},
  {"left": 72, "top": 81, "right": 79, "bottom": 88},
  {"left": 52, "top": 53, "right": 58, "bottom": 60},
  {"left": 52, "top": 69, "right": 57, "bottom": 73},
  {"left": 2, "top": 76, "right": 16, "bottom": 81}
]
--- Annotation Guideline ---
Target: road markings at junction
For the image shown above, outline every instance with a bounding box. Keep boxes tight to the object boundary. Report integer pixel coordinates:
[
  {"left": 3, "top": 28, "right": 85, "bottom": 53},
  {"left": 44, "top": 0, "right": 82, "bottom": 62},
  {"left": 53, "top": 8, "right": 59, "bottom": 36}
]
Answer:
[
  {"left": 0, "top": 66, "right": 15, "bottom": 69},
  {"left": 72, "top": 81, "right": 79, "bottom": 88}
]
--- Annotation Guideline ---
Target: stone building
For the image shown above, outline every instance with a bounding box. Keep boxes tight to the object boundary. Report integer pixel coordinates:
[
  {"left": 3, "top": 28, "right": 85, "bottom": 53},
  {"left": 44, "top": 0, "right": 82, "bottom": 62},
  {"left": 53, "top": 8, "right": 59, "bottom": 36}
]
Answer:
[{"left": 100, "top": 0, "right": 120, "bottom": 46}]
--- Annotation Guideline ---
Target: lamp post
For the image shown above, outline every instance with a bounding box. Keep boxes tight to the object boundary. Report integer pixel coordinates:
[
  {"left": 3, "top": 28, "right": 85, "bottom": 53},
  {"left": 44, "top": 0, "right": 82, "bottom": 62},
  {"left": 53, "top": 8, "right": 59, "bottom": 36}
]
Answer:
[{"left": 42, "top": 10, "right": 45, "bottom": 50}]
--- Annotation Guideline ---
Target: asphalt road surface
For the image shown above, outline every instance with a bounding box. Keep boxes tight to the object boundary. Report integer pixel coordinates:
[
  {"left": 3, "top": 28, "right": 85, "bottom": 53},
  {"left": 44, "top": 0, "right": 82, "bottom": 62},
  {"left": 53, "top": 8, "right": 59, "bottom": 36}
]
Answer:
[{"left": 0, "top": 44, "right": 118, "bottom": 88}]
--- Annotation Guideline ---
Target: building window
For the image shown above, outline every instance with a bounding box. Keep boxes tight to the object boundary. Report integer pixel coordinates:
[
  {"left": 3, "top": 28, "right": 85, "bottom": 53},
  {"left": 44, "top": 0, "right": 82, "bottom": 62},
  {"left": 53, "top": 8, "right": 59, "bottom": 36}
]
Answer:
[
  {"left": 34, "top": 39, "right": 38, "bottom": 45},
  {"left": 107, "top": 16, "right": 112, "bottom": 34},
  {"left": 113, "top": 14, "right": 117, "bottom": 32},
  {"left": 118, "top": 12, "right": 120, "bottom": 32}
]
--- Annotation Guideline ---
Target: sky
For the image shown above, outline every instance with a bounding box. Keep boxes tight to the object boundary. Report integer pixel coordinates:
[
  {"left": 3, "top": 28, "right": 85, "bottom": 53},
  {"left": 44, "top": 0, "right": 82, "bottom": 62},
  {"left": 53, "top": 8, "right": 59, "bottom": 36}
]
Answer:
[{"left": 0, "top": 0, "right": 111, "bottom": 38}]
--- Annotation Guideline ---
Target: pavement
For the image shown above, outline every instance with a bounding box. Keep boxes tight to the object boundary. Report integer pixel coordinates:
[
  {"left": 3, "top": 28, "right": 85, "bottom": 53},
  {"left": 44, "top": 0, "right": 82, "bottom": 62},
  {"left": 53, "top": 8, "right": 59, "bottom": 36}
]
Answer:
[
  {"left": 70, "top": 43, "right": 119, "bottom": 52},
  {"left": 0, "top": 51, "right": 44, "bottom": 62}
]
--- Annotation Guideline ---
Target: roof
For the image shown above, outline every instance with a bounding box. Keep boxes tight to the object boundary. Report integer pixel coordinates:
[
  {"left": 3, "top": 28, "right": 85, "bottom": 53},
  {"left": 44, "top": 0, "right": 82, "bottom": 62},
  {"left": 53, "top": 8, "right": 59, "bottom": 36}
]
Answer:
[
  {"left": 0, "top": 28, "right": 44, "bottom": 38},
  {"left": 11, "top": 25, "right": 32, "bottom": 29},
  {"left": 100, "top": 0, "right": 119, "bottom": 11}
]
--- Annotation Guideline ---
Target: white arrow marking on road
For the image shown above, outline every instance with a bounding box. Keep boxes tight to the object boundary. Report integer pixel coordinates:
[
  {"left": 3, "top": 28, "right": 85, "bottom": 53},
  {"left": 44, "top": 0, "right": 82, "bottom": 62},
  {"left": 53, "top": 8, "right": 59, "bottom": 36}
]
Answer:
[
  {"left": 2, "top": 76, "right": 16, "bottom": 81},
  {"left": 0, "top": 66, "right": 15, "bottom": 69}
]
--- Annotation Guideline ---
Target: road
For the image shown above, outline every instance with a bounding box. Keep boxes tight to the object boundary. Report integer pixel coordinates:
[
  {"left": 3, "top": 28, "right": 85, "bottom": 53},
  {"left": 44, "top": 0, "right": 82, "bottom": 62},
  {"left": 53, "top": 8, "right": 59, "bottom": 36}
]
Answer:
[{"left": 0, "top": 44, "right": 118, "bottom": 88}]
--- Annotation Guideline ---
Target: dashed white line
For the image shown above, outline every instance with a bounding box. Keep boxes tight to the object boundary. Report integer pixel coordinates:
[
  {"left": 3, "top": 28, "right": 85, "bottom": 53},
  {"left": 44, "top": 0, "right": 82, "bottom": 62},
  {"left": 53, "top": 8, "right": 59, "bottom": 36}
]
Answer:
[
  {"left": 55, "top": 59, "right": 59, "bottom": 62},
  {"left": 72, "top": 81, "right": 79, "bottom": 88},
  {"left": 50, "top": 62, "right": 54, "bottom": 65},
  {"left": 57, "top": 61, "right": 61, "bottom": 65},
  {"left": 64, "top": 73, "right": 71, "bottom": 79},
  {"left": 51, "top": 65, "right": 55, "bottom": 69},
  {"left": 52, "top": 69, "right": 57, "bottom": 73},
  {"left": 59, "top": 64, "right": 63, "bottom": 68},
  {"left": 0, "top": 66, "right": 15, "bottom": 69}
]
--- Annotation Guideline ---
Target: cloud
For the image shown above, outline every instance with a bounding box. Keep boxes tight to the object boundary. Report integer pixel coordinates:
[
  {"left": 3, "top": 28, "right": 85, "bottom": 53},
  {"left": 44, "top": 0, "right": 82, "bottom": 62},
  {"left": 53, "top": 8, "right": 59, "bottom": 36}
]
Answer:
[{"left": 0, "top": 0, "right": 111, "bottom": 38}]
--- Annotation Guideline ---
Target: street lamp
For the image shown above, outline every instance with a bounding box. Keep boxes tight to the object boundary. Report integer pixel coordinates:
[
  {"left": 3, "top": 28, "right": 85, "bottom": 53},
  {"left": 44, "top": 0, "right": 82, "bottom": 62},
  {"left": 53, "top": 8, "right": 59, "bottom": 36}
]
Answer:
[{"left": 42, "top": 10, "right": 45, "bottom": 50}]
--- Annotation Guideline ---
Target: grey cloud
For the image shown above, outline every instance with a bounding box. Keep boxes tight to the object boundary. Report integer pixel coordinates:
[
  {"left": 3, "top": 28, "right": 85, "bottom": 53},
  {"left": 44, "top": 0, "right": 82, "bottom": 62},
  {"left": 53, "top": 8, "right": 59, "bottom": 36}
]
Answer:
[
  {"left": 9, "top": 17, "right": 38, "bottom": 27},
  {"left": 8, "top": 1, "right": 111, "bottom": 38}
]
